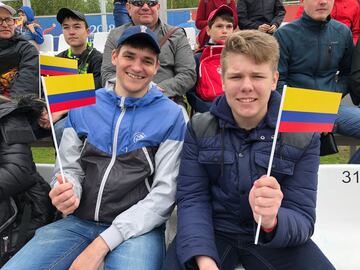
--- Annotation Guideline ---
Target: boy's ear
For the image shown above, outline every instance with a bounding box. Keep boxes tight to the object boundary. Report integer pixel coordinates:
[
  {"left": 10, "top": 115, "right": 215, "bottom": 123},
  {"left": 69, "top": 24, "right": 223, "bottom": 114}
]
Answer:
[{"left": 206, "top": 25, "right": 211, "bottom": 36}]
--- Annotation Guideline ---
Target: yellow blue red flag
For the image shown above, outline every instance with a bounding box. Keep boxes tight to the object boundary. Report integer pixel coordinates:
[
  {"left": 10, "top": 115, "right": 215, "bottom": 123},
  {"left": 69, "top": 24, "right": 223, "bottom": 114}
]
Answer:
[
  {"left": 42, "top": 74, "right": 95, "bottom": 112},
  {"left": 40, "top": 55, "right": 78, "bottom": 76},
  {"left": 279, "top": 87, "right": 342, "bottom": 132}
]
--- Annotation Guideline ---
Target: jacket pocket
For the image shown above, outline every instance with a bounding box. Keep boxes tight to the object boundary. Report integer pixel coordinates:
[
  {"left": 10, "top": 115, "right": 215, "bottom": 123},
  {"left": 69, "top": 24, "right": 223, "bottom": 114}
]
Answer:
[
  {"left": 254, "top": 152, "right": 295, "bottom": 181},
  {"left": 198, "top": 149, "right": 235, "bottom": 184}
]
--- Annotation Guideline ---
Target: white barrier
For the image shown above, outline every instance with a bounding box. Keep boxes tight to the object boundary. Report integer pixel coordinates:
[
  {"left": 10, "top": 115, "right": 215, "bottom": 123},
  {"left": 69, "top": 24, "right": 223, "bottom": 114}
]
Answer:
[{"left": 313, "top": 165, "right": 360, "bottom": 270}]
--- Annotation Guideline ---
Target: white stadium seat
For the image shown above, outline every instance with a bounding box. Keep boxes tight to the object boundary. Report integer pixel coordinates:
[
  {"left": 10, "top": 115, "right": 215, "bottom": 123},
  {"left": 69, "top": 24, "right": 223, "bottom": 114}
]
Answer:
[
  {"left": 93, "top": 31, "right": 109, "bottom": 53},
  {"left": 38, "top": 34, "right": 54, "bottom": 53}
]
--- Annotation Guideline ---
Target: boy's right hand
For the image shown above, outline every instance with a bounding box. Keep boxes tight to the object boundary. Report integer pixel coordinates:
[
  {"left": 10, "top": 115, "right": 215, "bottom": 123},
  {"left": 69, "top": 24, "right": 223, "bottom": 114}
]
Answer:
[
  {"left": 49, "top": 176, "right": 80, "bottom": 215},
  {"left": 196, "top": 256, "right": 219, "bottom": 270}
]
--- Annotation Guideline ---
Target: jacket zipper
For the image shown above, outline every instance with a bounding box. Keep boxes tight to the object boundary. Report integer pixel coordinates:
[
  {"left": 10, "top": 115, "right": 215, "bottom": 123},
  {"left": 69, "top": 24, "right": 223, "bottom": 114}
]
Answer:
[
  {"left": 142, "top": 147, "right": 154, "bottom": 192},
  {"left": 94, "top": 97, "right": 126, "bottom": 221}
]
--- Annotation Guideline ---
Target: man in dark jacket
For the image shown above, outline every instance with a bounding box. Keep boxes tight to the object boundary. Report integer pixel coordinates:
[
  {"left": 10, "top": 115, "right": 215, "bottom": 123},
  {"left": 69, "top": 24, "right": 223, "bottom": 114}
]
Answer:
[
  {"left": 0, "top": 2, "right": 39, "bottom": 98},
  {"left": 237, "top": 0, "right": 285, "bottom": 34},
  {"left": 52, "top": 8, "right": 103, "bottom": 144},
  {"left": 163, "top": 30, "right": 335, "bottom": 270},
  {"left": 273, "top": 0, "right": 359, "bottom": 163},
  {"left": 0, "top": 95, "right": 54, "bottom": 267}
]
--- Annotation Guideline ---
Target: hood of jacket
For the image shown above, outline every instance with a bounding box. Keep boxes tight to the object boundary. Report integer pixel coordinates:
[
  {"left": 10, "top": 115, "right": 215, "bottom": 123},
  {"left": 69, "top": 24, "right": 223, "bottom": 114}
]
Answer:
[
  {"left": 209, "top": 91, "right": 280, "bottom": 130},
  {"left": 19, "top": 6, "right": 35, "bottom": 23}
]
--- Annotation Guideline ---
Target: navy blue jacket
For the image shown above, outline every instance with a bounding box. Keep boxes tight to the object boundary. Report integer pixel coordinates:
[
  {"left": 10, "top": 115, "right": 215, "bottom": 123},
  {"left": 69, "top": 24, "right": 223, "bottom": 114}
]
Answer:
[
  {"left": 176, "top": 92, "right": 321, "bottom": 265},
  {"left": 274, "top": 13, "right": 353, "bottom": 94}
]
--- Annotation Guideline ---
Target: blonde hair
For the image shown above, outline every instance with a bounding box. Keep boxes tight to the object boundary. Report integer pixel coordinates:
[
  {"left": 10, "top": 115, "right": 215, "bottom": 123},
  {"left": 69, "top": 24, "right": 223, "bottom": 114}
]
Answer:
[{"left": 221, "top": 30, "right": 280, "bottom": 76}]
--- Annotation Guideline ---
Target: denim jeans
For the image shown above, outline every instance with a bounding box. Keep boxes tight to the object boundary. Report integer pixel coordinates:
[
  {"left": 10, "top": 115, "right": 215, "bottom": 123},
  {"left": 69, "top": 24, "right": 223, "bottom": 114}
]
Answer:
[
  {"left": 2, "top": 215, "right": 165, "bottom": 270},
  {"left": 113, "top": 1, "right": 131, "bottom": 28},
  {"left": 163, "top": 232, "right": 335, "bottom": 270},
  {"left": 335, "top": 104, "right": 360, "bottom": 163}
]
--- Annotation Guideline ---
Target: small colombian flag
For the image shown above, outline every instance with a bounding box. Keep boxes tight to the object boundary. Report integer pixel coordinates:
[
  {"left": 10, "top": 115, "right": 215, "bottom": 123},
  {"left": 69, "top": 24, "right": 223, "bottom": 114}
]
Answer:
[
  {"left": 40, "top": 55, "right": 78, "bottom": 76},
  {"left": 279, "top": 87, "right": 342, "bottom": 133},
  {"left": 42, "top": 74, "right": 95, "bottom": 112}
]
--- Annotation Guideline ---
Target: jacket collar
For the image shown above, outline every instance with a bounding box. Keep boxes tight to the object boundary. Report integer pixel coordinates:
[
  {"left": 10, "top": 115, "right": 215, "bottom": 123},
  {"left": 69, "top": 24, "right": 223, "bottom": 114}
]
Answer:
[
  {"left": 301, "top": 12, "right": 331, "bottom": 30},
  {"left": 105, "top": 82, "right": 164, "bottom": 109}
]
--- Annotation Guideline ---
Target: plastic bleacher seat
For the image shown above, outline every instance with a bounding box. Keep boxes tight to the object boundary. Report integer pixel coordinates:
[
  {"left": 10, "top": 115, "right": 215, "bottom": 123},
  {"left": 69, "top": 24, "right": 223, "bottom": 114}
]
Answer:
[
  {"left": 38, "top": 34, "right": 54, "bottom": 53},
  {"left": 312, "top": 164, "right": 360, "bottom": 270},
  {"left": 57, "top": 34, "right": 69, "bottom": 53},
  {"left": 34, "top": 164, "right": 359, "bottom": 269},
  {"left": 184, "top": 27, "right": 196, "bottom": 51},
  {"left": 93, "top": 31, "right": 109, "bottom": 53}
]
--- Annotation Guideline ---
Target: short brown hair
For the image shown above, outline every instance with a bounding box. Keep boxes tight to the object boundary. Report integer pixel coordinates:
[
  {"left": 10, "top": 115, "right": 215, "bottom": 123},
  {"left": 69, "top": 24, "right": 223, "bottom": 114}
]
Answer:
[{"left": 221, "top": 30, "right": 279, "bottom": 76}]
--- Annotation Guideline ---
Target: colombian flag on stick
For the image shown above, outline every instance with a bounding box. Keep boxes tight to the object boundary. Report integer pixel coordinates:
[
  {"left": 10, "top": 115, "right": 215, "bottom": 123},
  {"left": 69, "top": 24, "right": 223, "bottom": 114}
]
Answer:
[
  {"left": 279, "top": 87, "right": 342, "bottom": 133},
  {"left": 42, "top": 74, "right": 95, "bottom": 112},
  {"left": 40, "top": 55, "right": 78, "bottom": 76},
  {"left": 254, "top": 86, "right": 342, "bottom": 246}
]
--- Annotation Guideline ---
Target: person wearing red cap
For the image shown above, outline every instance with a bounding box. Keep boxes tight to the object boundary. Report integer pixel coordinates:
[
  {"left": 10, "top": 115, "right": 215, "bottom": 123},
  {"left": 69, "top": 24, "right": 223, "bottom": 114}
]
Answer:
[
  {"left": 196, "top": 0, "right": 238, "bottom": 49},
  {"left": 187, "top": 4, "right": 235, "bottom": 113}
]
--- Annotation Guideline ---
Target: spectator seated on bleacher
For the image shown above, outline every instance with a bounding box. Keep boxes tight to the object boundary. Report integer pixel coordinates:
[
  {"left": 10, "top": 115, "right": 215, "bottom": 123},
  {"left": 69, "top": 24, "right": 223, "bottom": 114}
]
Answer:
[
  {"left": 16, "top": 6, "right": 44, "bottom": 49},
  {"left": 0, "top": 95, "right": 54, "bottom": 267},
  {"left": 163, "top": 30, "right": 335, "bottom": 270},
  {"left": 273, "top": 0, "right": 360, "bottom": 163},
  {"left": 49, "top": 8, "right": 103, "bottom": 145},
  {"left": 187, "top": 4, "right": 235, "bottom": 114},
  {"left": 237, "top": 0, "right": 285, "bottom": 34},
  {"left": 0, "top": 2, "right": 39, "bottom": 99},
  {"left": 102, "top": 0, "right": 196, "bottom": 110},
  {"left": 195, "top": 0, "right": 238, "bottom": 49},
  {"left": 295, "top": 0, "right": 360, "bottom": 44},
  {"left": 2, "top": 26, "right": 187, "bottom": 270}
]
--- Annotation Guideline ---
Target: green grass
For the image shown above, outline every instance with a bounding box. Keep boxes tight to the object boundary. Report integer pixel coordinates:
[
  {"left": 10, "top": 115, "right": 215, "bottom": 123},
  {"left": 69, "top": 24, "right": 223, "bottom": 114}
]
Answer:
[
  {"left": 31, "top": 146, "right": 351, "bottom": 165},
  {"left": 32, "top": 147, "right": 55, "bottom": 164}
]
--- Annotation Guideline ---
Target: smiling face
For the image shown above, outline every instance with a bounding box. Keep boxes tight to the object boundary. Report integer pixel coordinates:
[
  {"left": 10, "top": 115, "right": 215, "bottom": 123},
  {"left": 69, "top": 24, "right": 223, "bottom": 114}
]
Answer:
[
  {"left": 222, "top": 53, "right": 278, "bottom": 130},
  {"left": 61, "top": 17, "right": 89, "bottom": 49},
  {"left": 302, "top": 0, "right": 334, "bottom": 21},
  {"left": 126, "top": 1, "right": 160, "bottom": 29},
  {"left": 112, "top": 44, "right": 159, "bottom": 98},
  {"left": 0, "top": 8, "right": 15, "bottom": 39}
]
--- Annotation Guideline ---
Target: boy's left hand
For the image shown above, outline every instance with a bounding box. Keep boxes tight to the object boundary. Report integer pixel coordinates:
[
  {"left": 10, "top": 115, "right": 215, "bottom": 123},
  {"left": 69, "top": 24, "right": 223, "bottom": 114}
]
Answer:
[{"left": 249, "top": 176, "right": 283, "bottom": 229}]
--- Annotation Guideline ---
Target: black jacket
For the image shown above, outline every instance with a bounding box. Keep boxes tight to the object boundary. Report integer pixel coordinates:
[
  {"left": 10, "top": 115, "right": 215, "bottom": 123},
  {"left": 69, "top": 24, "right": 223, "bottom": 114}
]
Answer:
[
  {"left": 0, "top": 98, "right": 54, "bottom": 264},
  {"left": 237, "top": 0, "right": 286, "bottom": 30},
  {"left": 0, "top": 33, "right": 39, "bottom": 98},
  {"left": 57, "top": 45, "right": 103, "bottom": 90}
]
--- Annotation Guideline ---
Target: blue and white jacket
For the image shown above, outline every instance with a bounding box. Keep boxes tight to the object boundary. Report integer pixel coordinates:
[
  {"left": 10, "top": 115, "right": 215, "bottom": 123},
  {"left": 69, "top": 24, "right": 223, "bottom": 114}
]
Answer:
[{"left": 53, "top": 84, "right": 186, "bottom": 250}]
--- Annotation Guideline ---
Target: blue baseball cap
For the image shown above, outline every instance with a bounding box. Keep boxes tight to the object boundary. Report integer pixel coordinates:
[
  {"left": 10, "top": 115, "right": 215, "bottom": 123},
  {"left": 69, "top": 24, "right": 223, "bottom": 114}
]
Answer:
[{"left": 117, "top": 25, "right": 160, "bottom": 54}]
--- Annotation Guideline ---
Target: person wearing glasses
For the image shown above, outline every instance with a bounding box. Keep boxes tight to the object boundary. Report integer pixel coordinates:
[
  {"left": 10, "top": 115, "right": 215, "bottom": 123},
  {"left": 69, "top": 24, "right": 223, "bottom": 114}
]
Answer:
[
  {"left": 102, "top": 0, "right": 196, "bottom": 110},
  {"left": 0, "top": 2, "right": 39, "bottom": 99},
  {"left": 2, "top": 25, "right": 186, "bottom": 270}
]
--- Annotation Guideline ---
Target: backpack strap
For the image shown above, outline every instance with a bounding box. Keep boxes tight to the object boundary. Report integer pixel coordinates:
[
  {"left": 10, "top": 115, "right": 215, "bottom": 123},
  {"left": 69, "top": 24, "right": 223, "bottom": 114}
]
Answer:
[
  {"left": 191, "top": 112, "right": 219, "bottom": 138},
  {"left": 159, "top": 27, "right": 180, "bottom": 47}
]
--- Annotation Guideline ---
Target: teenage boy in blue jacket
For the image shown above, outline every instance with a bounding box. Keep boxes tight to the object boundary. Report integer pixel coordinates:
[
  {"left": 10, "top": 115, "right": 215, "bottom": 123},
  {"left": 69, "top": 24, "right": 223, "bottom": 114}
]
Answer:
[
  {"left": 163, "top": 30, "right": 335, "bottom": 270},
  {"left": 3, "top": 25, "right": 186, "bottom": 270}
]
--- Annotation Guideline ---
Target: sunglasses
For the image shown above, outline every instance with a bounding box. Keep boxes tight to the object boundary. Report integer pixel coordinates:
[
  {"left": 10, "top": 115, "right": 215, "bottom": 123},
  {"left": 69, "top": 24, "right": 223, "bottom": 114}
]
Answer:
[{"left": 129, "top": 0, "right": 159, "bottom": 7}]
